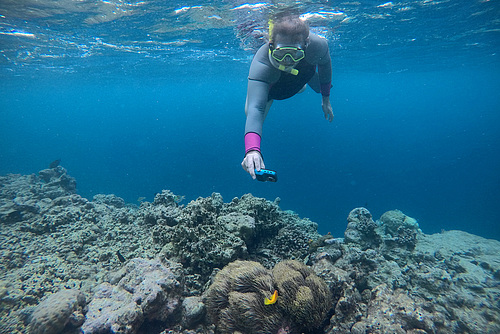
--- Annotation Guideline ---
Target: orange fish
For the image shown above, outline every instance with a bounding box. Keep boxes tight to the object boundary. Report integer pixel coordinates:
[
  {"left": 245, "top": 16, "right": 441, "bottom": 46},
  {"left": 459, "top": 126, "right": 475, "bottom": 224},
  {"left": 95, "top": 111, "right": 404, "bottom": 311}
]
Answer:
[{"left": 264, "top": 290, "right": 278, "bottom": 305}]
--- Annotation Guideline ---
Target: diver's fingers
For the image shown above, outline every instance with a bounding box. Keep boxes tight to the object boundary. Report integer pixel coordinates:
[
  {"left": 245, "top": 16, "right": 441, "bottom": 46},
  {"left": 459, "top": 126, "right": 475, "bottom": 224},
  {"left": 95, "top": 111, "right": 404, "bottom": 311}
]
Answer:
[
  {"left": 325, "top": 109, "right": 334, "bottom": 122},
  {"left": 249, "top": 158, "right": 257, "bottom": 179},
  {"left": 254, "top": 153, "right": 265, "bottom": 171},
  {"left": 242, "top": 153, "right": 257, "bottom": 179}
]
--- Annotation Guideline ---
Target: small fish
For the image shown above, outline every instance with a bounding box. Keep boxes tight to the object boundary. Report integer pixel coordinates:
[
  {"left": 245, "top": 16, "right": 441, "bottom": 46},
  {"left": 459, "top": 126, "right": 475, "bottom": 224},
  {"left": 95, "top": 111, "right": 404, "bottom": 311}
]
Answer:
[
  {"left": 49, "top": 159, "right": 61, "bottom": 169},
  {"left": 116, "top": 250, "right": 126, "bottom": 263},
  {"left": 264, "top": 290, "right": 278, "bottom": 305}
]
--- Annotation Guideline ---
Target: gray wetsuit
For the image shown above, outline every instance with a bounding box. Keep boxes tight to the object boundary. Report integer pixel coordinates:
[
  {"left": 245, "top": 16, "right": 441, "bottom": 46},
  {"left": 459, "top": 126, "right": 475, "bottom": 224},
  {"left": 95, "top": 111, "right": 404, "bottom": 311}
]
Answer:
[{"left": 244, "top": 33, "right": 332, "bottom": 137}]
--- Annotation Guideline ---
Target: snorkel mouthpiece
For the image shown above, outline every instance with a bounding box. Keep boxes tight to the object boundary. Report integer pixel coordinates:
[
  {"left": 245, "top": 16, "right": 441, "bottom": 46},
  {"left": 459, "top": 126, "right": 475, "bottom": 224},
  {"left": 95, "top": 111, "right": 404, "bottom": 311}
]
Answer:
[{"left": 278, "top": 64, "right": 299, "bottom": 75}]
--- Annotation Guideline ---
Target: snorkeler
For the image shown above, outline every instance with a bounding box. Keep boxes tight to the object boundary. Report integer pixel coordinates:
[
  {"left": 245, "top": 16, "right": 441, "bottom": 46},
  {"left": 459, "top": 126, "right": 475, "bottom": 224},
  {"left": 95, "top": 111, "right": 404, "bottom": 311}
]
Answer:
[{"left": 241, "top": 15, "right": 333, "bottom": 179}]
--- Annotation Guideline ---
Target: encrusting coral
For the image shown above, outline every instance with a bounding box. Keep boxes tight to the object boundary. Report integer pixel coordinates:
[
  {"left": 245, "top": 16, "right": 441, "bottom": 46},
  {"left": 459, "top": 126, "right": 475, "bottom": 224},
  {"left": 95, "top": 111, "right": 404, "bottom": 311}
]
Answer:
[{"left": 204, "top": 260, "right": 332, "bottom": 334}]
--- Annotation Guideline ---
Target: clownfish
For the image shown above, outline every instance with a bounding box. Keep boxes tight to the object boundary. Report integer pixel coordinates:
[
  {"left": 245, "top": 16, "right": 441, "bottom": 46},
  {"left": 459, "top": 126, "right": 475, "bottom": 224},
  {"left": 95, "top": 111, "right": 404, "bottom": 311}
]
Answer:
[{"left": 264, "top": 290, "right": 278, "bottom": 305}]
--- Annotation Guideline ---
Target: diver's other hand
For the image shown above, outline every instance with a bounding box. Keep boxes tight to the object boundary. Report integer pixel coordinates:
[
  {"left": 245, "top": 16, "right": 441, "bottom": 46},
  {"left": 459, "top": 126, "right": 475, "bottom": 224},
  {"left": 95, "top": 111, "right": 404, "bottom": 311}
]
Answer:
[
  {"left": 322, "top": 95, "right": 334, "bottom": 122},
  {"left": 241, "top": 151, "right": 265, "bottom": 179}
]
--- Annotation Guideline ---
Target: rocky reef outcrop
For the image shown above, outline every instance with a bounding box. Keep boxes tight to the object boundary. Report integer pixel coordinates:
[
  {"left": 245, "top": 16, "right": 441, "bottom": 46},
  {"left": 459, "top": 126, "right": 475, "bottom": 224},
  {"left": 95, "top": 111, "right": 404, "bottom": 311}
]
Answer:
[
  {"left": 315, "top": 208, "right": 500, "bottom": 334},
  {"left": 0, "top": 167, "right": 499, "bottom": 334},
  {"left": 27, "top": 289, "right": 86, "bottom": 334},
  {"left": 82, "top": 258, "right": 183, "bottom": 334}
]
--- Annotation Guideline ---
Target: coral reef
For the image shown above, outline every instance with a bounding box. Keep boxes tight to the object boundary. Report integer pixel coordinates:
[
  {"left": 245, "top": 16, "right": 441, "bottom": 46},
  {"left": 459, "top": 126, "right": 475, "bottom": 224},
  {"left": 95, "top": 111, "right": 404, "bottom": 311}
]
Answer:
[
  {"left": 0, "top": 167, "right": 499, "bottom": 334},
  {"left": 378, "top": 209, "right": 421, "bottom": 251},
  {"left": 147, "top": 193, "right": 320, "bottom": 292},
  {"left": 314, "top": 208, "right": 500, "bottom": 334},
  {"left": 26, "top": 289, "right": 86, "bottom": 334},
  {"left": 82, "top": 258, "right": 183, "bottom": 334},
  {"left": 204, "top": 260, "right": 331, "bottom": 334},
  {"left": 0, "top": 168, "right": 161, "bottom": 333},
  {"left": 349, "top": 284, "right": 437, "bottom": 334},
  {"left": 343, "top": 207, "right": 381, "bottom": 250},
  {"left": 181, "top": 296, "right": 206, "bottom": 329}
]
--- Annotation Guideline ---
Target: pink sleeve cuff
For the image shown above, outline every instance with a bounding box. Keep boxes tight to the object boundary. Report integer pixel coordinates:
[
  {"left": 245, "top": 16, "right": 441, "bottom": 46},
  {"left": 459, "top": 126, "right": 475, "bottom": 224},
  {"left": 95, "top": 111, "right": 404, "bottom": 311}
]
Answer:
[
  {"left": 320, "top": 82, "right": 332, "bottom": 96},
  {"left": 244, "top": 132, "right": 261, "bottom": 154}
]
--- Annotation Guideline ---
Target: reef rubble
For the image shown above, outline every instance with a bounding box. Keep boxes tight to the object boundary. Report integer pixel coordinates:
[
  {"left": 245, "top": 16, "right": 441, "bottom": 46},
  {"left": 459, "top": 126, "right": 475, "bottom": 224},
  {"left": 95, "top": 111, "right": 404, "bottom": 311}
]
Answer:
[{"left": 0, "top": 167, "right": 499, "bottom": 334}]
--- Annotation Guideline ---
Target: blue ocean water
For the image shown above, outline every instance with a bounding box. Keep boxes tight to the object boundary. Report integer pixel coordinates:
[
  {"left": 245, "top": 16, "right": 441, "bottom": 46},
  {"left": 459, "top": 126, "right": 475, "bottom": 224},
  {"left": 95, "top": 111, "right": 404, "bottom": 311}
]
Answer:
[{"left": 1, "top": 1, "right": 499, "bottom": 240}]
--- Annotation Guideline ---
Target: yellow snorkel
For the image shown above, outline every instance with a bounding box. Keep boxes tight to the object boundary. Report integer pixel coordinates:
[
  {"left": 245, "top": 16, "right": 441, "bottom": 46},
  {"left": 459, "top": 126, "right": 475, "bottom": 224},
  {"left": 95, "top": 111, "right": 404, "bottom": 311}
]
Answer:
[{"left": 278, "top": 64, "right": 299, "bottom": 75}]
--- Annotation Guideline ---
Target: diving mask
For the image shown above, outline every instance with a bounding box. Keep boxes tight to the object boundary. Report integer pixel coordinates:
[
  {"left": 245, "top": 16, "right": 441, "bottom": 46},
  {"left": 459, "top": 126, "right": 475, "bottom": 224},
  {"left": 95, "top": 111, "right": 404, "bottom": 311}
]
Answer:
[{"left": 269, "top": 44, "right": 305, "bottom": 63}]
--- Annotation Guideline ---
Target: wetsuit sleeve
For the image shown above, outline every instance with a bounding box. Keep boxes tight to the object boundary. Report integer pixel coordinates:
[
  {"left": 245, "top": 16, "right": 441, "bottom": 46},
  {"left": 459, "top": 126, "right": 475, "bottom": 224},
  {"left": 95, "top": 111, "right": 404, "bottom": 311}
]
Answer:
[
  {"left": 307, "top": 34, "right": 332, "bottom": 96},
  {"left": 318, "top": 55, "right": 332, "bottom": 96},
  {"left": 244, "top": 44, "right": 279, "bottom": 137},
  {"left": 245, "top": 79, "right": 269, "bottom": 137}
]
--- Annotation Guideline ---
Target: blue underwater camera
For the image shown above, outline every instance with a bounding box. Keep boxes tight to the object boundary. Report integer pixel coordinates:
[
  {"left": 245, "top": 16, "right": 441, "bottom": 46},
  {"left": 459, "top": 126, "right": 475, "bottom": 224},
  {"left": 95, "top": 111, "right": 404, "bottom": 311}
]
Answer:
[{"left": 255, "top": 169, "right": 278, "bottom": 182}]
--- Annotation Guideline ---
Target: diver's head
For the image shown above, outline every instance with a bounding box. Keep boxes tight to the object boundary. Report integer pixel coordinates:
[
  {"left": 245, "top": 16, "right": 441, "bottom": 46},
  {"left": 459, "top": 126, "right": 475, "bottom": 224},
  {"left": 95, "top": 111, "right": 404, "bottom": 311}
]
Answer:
[
  {"left": 270, "top": 15, "right": 309, "bottom": 46},
  {"left": 268, "top": 15, "right": 309, "bottom": 72}
]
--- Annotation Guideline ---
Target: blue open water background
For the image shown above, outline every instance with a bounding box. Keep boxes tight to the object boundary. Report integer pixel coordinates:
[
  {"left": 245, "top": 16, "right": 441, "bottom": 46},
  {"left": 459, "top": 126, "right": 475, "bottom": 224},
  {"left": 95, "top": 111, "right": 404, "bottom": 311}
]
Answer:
[{"left": 1, "top": 0, "right": 499, "bottom": 239}]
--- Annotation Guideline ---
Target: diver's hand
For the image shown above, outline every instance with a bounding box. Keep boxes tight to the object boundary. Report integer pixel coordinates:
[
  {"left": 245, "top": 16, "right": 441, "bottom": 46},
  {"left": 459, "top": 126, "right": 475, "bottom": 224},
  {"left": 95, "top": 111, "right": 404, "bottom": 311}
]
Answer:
[
  {"left": 241, "top": 151, "right": 265, "bottom": 179},
  {"left": 322, "top": 95, "right": 334, "bottom": 122}
]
